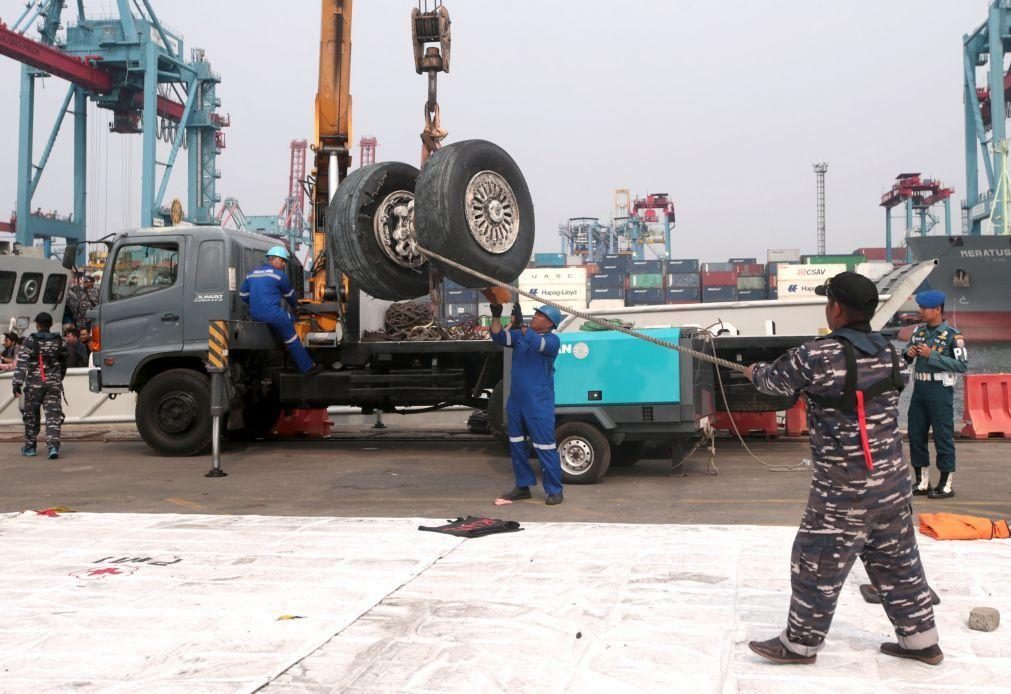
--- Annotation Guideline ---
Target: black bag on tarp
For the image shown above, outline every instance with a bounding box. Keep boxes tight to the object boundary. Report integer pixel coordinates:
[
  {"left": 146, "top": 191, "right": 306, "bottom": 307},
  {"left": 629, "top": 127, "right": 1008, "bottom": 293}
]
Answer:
[{"left": 418, "top": 516, "right": 523, "bottom": 538}]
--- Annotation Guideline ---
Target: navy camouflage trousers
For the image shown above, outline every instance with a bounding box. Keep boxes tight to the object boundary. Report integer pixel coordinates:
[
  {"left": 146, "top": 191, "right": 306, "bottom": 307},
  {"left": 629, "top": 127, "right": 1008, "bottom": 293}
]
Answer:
[
  {"left": 782, "top": 499, "right": 938, "bottom": 656},
  {"left": 23, "top": 382, "right": 65, "bottom": 448}
]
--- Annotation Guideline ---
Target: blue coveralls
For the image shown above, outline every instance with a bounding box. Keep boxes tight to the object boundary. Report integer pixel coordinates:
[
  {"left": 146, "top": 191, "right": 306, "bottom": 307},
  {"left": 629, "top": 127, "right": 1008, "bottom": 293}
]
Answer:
[
  {"left": 239, "top": 264, "right": 314, "bottom": 373},
  {"left": 904, "top": 321, "right": 968, "bottom": 473},
  {"left": 491, "top": 325, "right": 564, "bottom": 495}
]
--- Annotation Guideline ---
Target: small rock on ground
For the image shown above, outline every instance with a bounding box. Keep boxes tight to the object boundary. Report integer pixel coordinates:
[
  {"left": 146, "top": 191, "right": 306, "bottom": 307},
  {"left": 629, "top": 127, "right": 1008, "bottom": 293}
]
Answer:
[{"left": 968, "top": 607, "right": 1000, "bottom": 632}]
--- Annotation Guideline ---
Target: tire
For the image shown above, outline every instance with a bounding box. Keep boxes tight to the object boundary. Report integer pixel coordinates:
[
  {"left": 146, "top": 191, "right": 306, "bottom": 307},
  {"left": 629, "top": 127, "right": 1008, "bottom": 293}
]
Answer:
[
  {"left": 414, "top": 140, "right": 534, "bottom": 288},
  {"left": 610, "top": 440, "right": 646, "bottom": 468},
  {"left": 486, "top": 380, "right": 507, "bottom": 441},
  {"left": 556, "top": 421, "right": 611, "bottom": 484},
  {"left": 136, "top": 368, "right": 211, "bottom": 456},
  {"left": 325, "top": 162, "right": 430, "bottom": 300}
]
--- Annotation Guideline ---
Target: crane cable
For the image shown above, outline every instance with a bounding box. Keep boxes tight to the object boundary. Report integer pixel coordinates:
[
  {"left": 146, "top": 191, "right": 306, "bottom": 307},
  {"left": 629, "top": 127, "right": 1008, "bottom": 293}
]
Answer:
[{"left": 415, "top": 244, "right": 748, "bottom": 374}]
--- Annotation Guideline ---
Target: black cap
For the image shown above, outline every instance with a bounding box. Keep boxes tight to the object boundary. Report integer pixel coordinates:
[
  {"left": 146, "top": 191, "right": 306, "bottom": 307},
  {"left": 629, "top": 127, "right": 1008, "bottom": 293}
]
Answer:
[
  {"left": 814, "top": 271, "right": 878, "bottom": 315},
  {"left": 34, "top": 312, "right": 53, "bottom": 329}
]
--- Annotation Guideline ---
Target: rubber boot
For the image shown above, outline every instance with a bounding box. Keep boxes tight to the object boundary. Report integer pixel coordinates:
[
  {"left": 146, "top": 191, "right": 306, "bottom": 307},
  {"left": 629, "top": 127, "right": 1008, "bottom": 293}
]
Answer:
[{"left": 912, "top": 468, "right": 930, "bottom": 496}]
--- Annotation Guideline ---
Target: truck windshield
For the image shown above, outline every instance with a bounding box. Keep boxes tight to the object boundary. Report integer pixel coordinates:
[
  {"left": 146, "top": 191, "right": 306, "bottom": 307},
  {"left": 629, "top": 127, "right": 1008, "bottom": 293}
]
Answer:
[{"left": 110, "top": 242, "right": 180, "bottom": 301}]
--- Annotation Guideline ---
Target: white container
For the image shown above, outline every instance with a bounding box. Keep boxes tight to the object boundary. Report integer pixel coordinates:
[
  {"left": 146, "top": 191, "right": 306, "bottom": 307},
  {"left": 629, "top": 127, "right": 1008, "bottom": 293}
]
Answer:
[
  {"left": 776, "top": 263, "right": 846, "bottom": 300},
  {"left": 566, "top": 254, "right": 583, "bottom": 266},
  {"left": 518, "top": 267, "right": 588, "bottom": 314},
  {"left": 767, "top": 248, "right": 802, "bottom": 263},
  {"left": 855, "top": 262, "right": 894, "bottom": 282}
]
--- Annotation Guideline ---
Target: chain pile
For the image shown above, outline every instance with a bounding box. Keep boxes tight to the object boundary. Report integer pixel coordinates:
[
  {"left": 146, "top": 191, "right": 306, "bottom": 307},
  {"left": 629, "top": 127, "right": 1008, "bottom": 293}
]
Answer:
[{"left": 362, "top": 301, "right": 486, "bottom": 342}]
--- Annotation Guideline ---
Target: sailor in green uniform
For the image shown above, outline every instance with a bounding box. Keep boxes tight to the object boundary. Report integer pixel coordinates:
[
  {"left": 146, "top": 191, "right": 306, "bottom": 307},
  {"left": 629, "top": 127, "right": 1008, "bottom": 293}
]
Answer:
[{"left": 904, "top": 290, "right": 968, "bottom": 499}]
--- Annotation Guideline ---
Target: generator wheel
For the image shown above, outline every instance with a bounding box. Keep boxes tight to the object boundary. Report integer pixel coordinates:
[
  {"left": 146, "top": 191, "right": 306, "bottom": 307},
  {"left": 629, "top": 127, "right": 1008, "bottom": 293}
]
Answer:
[
  {"left": 556, "top": 421, "right": 611, "bottom": 484},
  {"left": 414, "top": 140, "right": 534, "bottom": 288},
  {"left": 135, "top": 368, "right": 211, "bottom": 456},
  {"left": 610, "top": 440, "right": 646, "bottom": 467},
  {"left": 325, "top": 162, "right": 430, "bottom": 300}
]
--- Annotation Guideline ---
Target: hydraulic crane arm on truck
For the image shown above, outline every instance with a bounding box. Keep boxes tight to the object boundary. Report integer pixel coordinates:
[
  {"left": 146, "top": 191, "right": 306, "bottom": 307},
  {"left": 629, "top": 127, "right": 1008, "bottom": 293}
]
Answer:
[{"left": 88, "top": 1, "right": 536, "bottom": 457}]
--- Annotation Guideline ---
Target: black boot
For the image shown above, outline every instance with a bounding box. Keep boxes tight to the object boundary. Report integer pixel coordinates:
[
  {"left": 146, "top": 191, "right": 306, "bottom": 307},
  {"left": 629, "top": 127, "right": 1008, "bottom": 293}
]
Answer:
[
  {"left": 912, "top": 467, "right": 930, "bottom": 496},
  {"left": 498, "top": 486, "right": 532, "bottom": 501},
  {"left": 927, "top": 472, "right": 954, "bottom": 499}
]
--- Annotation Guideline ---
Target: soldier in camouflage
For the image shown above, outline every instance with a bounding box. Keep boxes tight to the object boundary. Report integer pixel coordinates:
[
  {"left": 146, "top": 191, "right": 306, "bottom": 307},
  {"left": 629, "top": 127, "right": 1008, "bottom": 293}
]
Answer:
[
  {"left": 11, "top": 312, "right": 68, "bottom": 459},
  {"left": 744, "top": 272, "right": 942, "bottom": 666},
  {"left": 66, "top": 275, "right": 98, "bottom": 330}
]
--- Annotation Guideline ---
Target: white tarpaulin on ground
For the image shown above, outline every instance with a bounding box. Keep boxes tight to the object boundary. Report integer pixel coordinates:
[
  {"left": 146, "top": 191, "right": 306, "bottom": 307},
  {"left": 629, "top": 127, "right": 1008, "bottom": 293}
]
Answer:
[{"left": 0, "top": 513, "right": 1007, "bottom": 691}]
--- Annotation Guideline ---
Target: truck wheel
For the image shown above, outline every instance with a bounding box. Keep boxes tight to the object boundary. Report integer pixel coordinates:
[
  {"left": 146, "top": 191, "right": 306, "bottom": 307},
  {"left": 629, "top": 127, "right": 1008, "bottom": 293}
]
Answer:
[
  {"left": 486, "top": 380, "right": 507, "bottom": 441},
  {"left": 556, "top": 421, "right": 611, "bottom": 484},
  {"left": 325, "top": 162, "right": 430, "bottom": 300},
  {"left": 610, "top": 440, "right": 646, "bottom": 467},
  {"left": 414, "top": 140, "right": 534, "bottom": 288},
  {"left": 136, "top": 368, "right": 211, "bottom": 456}
]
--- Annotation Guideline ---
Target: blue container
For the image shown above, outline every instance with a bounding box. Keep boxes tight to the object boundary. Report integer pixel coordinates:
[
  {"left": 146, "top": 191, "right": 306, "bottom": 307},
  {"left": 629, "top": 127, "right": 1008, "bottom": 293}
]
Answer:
[
  {"left": 590, "top": 286, "right": 624, "bottom": 300},
  {"left": 728, "top": 257, "right": 757, "bottom": 264},
  {"left": 603, "top": 253, "right": 630, "bottom": 267},
  {"left": 666, "top": 286, "right": 701, "bottom": 302},
  {"left": 599, "top": 262, "right": 626, "bottom": 274},
  {"left": 702, "top": 285, "right": 737, "bottom": 302},
  {"left": 629, "top": 259, "right": 663, "bottom": 273},
  {"left": 667, "top": 258, "right": 700, "bottom": 273},
  {"left": 534, "top": 252, "right": 567, "bottom": 267},
  {"left": 769, "top": 286, "right": 779, "bottom": 299},
  {"left": 626, "top": 287, "right": 664, "bottom": 305},
  {"left": 443, "top": 302, "right": 478, "bottom": 323},
  {"left": 444, "top": 287, "right": 480, "bottom": 302},
  {"left": 590, "top": 272, "right": 624, "bottom": 288},
  {"left": 737, "top": 288, "right": 768, "bottom": 301},
  {"left": 444, "top": 278, "right": 468, "bottom": 291},
  {"left": 667, "top": 272, "right": 701, "bottom": 288}
]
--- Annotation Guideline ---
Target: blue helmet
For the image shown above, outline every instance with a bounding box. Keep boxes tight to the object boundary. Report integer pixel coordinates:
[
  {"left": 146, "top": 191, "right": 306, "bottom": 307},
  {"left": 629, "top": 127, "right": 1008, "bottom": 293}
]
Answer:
[
  {"left": 266, "top": 245, "right": 291, "bottom": 261},
  {"left": 535, "top": 304, "right": 564, "bottom": 328}
]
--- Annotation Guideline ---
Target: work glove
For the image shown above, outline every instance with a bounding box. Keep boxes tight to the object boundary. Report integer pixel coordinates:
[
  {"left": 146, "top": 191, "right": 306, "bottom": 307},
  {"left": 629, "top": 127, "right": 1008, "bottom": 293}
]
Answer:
[
  {"left": 490, "top": 303, "right": 503, "bottom": 318},
  {"left": 12, "top": 385, "right": 22, "bottom": 398},
  {"left": 511, "top": 303, "right": 524, "bottom": 329}
]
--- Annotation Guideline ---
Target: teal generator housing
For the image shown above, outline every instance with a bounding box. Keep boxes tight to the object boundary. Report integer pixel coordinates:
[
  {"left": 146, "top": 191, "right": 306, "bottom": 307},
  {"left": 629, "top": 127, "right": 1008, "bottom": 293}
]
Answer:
[{"left": 555, "top": 328, "right": 683, "bottom": 406}]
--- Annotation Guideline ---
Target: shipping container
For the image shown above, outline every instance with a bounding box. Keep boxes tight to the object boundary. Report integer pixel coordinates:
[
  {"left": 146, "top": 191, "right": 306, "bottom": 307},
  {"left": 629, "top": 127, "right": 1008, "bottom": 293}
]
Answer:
[
  {"left": 728, "top": 257, "right": 757, "bottom": 264},
  {"left": 534, "top": 252, "right": 566, "bottom": 267},
  {"left": 767, "top": 248, "right": 801, "bottom": 263},
  {"left": 599, "top": 262, "right": 626, "bottom": 274},
  {"left": 589, "top": 272, "right": 624, "bottom": 288},
  {"left": 737, "top": 288, "right": 768, "bottom": 301},
  {"left": 629, "top": 259, "right": 663, "bottom": 273},
  {"left": 584, "top": 263, "right": 600, "bottom": 275},
  {"left": 444, "top": 287, "right": 480, "bottom": 302},
  {"left": 667, "top": 258, "right": 700, "bottom": 273},
  {"left": 602, "top": 254, "right": 630, "bottom": 271},
  {"left": 702, "top": 285, "right": 737, "bottom": 302},
  {"left": 518, "top": 267, "right": 588, "bottom": 314},
  {"left": 667, "top": 272, "right": 701, "bottom": 288},
  {"left": 852, "top": 247, "right": 890, "bottom": 262},
  {"left": 701, "top": 270, "right": 738, "bottom": 287},
  {"left": 629, "top": 273, "right": 664, "bottom": 288},
  {"left": 769, "top": 286, "right": 779, "bottom": 300},
  {"left": 734, "top": 263, "right": 766, "bottom": 277},
  {"left": 736, "top": 275, "right": 767, "bottom": 291},
  {"left": 590, "top": 286, "right": 624, "bottom": 300},
  {"left": 444, "top": 302, "right": 478, "bottom": 319},
  {"left": 802, "top": 254, "right": 867, "bottom": 271},
  {"left": 444, "top": 278, "right": 469, "bottom": 291},
  {"left": 701, "top": 262, "right": 736, "bottom": 273},
  {"left": 565, "top": 254, "right": 583, "bottom": 266},
  {"left": 626, "top": 287, "right": 664, "bottom": 305},
  {"left": 777, "top": 263, "right": 847, "bottom": 300},
  {"left": 666, "top": 286, "right": 701, "bottom": 302}
]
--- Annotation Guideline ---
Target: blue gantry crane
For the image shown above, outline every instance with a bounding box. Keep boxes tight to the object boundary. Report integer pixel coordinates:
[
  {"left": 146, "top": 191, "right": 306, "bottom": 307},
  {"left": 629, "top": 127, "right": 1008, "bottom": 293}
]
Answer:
[
  {"left": 963, "top": 0, "right": 1011, "bottom": 235},
  {"left": 0, "top": 0, "right": 229, "bottom": 255}
]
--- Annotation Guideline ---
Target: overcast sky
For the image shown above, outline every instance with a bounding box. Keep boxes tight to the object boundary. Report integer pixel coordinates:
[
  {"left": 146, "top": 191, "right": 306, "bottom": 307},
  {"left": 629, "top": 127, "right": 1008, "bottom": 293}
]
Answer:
[{"left": 0, "top": 1, "right": 995, "bottom": 261}]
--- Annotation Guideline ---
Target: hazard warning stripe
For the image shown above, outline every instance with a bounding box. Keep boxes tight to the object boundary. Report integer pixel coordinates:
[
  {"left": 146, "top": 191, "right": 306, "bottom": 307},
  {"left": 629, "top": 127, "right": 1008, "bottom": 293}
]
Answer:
[{"left": 207, "top": 320, "right": 228, "bottom": 369}]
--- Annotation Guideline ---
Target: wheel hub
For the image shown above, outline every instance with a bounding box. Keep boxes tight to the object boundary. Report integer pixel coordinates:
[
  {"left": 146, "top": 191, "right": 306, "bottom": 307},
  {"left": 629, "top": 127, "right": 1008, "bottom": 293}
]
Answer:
[
  {"left": 157, "top": 391, "right": 198, "bottom": 434},
  {"left": 465, "top": 171, "right": 519, "bottom": 254},
  {"left": 559, "top": 437, "right": 593, "bottom": 475},
  {"left": 375, "top": 191, "right": 425, "bottom": 269}
]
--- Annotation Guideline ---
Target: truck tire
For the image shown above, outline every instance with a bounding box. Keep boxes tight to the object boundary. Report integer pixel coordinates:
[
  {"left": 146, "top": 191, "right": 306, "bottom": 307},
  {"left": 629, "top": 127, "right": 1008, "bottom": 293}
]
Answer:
[
  {"left": 610, "top": 440, "right": 646, "bottom": 467},
  {"left": 414, "top": 140, "right": 534, "bottom": 288},
  {"left": 325, "top": 162, "right": 430, "bottom": 300},
  {"left": 136, "top": 368, "right": 211, "bottom": 456},
  {"left": 486, "top": 380, "right": 507, "bottom": 441},
  {"left": 556, "top": 421, "right": 611, "bottom": 484}
]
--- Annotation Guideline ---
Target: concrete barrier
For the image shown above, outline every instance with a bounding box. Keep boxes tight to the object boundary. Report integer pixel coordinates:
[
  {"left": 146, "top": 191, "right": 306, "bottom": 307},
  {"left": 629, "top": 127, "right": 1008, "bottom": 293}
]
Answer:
[
  {"left": 962, "top": 373, "right": 1011, "bottom": 439},
  {"left": 0, "top": 368, "right": 135, "bottom": 427}
]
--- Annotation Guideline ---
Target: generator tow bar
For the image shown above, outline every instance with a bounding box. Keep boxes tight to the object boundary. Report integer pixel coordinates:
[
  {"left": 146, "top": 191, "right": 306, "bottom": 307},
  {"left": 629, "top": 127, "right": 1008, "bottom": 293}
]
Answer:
[{"left": 415, "top": 245, "right": 748, "bottom": 374}]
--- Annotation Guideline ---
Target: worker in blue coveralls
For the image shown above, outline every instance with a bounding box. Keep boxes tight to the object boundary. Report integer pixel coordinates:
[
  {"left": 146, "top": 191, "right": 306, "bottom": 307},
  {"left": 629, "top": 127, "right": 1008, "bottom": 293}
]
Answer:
[
  {"left": 490, "top": 301, "right": 565, "bottom": 505},
  {"left": 904, "top": 290, "right": 968, "bottom": 499},
  {"left": 239, "top": 246, "right": 316, "bottom": 374}
]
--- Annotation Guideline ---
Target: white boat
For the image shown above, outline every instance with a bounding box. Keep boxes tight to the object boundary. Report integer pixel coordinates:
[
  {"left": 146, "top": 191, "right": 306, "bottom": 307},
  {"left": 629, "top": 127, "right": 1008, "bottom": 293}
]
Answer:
[{"left": 0, "top": 252, "right": 73, "bottom": 338}]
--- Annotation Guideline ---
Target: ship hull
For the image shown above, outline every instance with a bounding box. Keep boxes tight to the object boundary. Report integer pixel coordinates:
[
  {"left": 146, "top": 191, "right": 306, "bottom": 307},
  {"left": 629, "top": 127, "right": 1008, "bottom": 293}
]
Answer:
[{"left": 906, "top": 235, "right": 1011, "bottom": 343}]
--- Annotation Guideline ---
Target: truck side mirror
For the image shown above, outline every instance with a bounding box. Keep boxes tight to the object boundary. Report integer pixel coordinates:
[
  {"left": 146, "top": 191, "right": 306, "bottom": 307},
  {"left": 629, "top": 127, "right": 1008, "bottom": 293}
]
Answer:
[{"left": 62, "top": 243, "right": 79, "bottom": 270}]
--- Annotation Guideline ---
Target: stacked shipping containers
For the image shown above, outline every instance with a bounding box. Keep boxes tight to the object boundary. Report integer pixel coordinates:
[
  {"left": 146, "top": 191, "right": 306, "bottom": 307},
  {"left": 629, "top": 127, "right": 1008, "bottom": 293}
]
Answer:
[
  {"left": 627, "top": 259, "right": 664, "bottom": 305},
  {"left": 700, "top": 261, "right": 737, "bottom": 302},
  {"left": 443, "top": 278, "right": 479, "bottom": 325},
  {"left": 735, "top": 261, "right": 768, "bottom": 301},
  {"left": 666, "top": 258, "right": 700, "bottom": 303},
  {"left": 589, "top": 254, "right": 627, "bottom": 305}
]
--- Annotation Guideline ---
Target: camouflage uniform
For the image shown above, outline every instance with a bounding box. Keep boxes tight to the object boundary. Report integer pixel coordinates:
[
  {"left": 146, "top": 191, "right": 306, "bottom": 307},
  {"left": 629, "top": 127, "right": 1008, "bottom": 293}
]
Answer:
[
  {"left": 12, "top": 332, "right": 67, "bottom": 450},
  {"left": 752, "top": 325, "right": 938, "bottom": 656},
  {"left": 66, "top": 283, "right": 98, "bottom": 330}
]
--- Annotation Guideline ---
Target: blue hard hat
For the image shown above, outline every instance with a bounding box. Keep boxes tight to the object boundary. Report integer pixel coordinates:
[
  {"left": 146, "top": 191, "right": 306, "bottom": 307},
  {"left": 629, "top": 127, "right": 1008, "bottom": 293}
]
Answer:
[
  {"left": 535, "top": 304, "right": 564, "bottom": 328},
  {"left": 916, "top": 290, "right": 945, "bottom": 309},
  {"left": 266, "top": 245, "right": 291, "bottom": 261}
]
